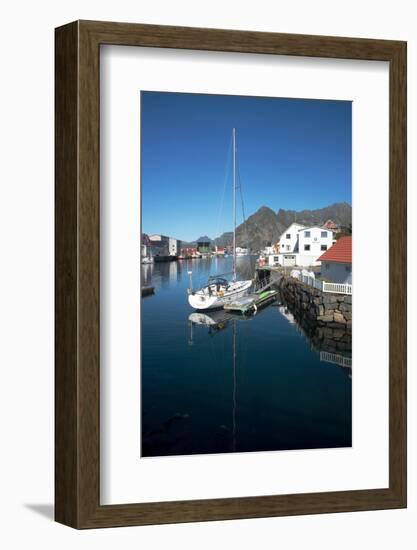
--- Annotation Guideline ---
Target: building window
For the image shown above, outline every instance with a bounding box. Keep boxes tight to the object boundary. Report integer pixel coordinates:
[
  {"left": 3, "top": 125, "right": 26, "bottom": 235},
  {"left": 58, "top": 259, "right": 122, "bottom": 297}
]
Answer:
[
  {"left": 345, "top": 265, "right": 351, "bottom": 272},
  {"left": 321, "top": 244, "right": 327, "bottom": 251},
  {"left": 273, "top": 256, "right": 279, "bottom": 262},
  {"left": 304, "top": 244, "right": 310, "bottom": 251},
  {"left": 286, "top": 233, "right": 291, "bottom": 239},
  {"left": 305, "top": 231, "right": 311, "bottom": 237},
  {"left": 321, "top": 231, "right": 327, "bottom": 238},
  {"left": 325, "top": 263, "right": 330, "bottom": 269}
]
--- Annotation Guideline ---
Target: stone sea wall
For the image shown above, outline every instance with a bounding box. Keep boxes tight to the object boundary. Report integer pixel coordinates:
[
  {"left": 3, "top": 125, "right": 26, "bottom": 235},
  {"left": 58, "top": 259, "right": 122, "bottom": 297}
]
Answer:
[
  {"left": 279, "top": 277, "right": 352, "bottom": 331},
  {"left": 278, "top": 276, "right": 352, "bottom": 357}
]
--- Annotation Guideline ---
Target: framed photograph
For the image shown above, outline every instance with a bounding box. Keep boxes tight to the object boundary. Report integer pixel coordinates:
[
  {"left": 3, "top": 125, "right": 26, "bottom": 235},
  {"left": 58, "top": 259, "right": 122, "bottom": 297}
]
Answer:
[{"left": 55, "top": 20, "right": 406, "bottom": 528}]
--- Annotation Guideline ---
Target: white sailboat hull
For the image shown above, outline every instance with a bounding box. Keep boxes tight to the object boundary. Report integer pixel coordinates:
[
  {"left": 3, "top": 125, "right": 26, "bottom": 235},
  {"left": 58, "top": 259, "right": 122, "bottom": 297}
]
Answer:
[
  {"left": 188, "top": 312, "right": 218, "bottom": 326},
  {"left": 188, "top": 280, "right": 252, "bottom": 310}
]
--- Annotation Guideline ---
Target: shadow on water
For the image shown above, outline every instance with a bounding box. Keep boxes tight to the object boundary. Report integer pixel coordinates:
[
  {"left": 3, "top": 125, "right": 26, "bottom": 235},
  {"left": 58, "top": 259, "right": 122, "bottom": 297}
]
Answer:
[{"left": 141, "top": 257, "right": 352, "bottom": 457}]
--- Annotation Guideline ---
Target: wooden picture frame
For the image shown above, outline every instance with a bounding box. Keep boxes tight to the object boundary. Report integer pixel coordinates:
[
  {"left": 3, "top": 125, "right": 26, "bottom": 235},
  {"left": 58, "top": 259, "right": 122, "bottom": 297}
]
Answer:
[{"left": 55, "top": 20, "right": 407, "bottom": 528}]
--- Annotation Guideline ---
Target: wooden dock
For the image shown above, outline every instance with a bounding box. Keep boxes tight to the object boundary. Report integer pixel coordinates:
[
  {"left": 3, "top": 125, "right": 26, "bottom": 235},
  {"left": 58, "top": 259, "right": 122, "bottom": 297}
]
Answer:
[{"left": 224, "top": 289, "right": 278, "bottom": 314}]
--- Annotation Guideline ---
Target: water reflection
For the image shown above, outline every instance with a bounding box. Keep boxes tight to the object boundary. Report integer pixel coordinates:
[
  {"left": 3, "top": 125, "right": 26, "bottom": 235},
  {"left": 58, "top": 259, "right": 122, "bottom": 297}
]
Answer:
[
  {"left": 276, "top": 304, "right": 352, "bottom": 377},
  {"left": 141, "top": 257, "right": 352, "bottom": 457},
  {"left": 141, "top": 262, "right": 154, "bottom": 287},
  {"left": 188, "top": 301, "right": 352, "bottom": 376},
  {"left": 143, "top": 256, "right": 256, "bottom": 291}
]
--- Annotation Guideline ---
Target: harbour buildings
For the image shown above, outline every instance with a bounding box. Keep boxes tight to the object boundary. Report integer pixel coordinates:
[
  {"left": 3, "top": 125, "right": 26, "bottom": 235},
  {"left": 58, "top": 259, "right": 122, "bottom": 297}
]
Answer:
[
  {"left": 197, "top": 239, "right": 211, "bottom": 254},
  {"left": 169, "top": 237, "right": 182, "bottom": 257},
  {"left": 318, "top": 236, "right": 352, "bottom": 284},
  {"left": 180, "top": 247, "right": 199, "bottom": 258},
  {"left": 263, "top": 223, "right": 334, "bottom": 267},
  {"left": 147, "top": 234, "right": 182, "bottom": 261},
  {"left": 148, "top": 234, "right": 169, "bottom": 257},
  {"left": 323, "top": 219, "right": 340, "bottom": 234}
]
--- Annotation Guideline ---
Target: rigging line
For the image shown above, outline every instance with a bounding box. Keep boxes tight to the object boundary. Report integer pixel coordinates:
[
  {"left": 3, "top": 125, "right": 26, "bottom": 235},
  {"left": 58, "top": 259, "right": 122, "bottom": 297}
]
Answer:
[
  {"left": 236, "top": 155, "right": 275, "bottom": 252},
  {"left": 215, "top": 136, "right": 232, "bottom": 248},
  {"left": 236, "top": 155, "right": 250, "bottom": 250},
  {"left": 236, "top": 156, "right": 247, "bottom": 223}
]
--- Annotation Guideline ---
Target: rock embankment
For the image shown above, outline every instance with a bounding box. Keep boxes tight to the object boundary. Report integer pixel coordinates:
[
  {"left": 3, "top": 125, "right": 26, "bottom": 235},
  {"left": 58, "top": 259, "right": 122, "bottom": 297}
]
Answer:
[{"left": 279, "top": 277, "right": 352, "bottom": 330}]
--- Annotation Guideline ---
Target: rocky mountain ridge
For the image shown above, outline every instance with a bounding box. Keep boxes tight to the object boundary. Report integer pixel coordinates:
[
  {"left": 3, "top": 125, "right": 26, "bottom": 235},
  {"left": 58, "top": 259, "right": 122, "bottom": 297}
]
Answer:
[{"left": 181, "top": 202, "right": 352, "bottom": 251}]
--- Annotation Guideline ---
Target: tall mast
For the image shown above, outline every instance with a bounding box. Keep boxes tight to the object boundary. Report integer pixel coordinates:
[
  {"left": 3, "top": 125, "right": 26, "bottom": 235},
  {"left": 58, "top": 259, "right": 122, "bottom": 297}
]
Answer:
[{"left": 232, "top": 128, "right": 237, "bottom": 282}]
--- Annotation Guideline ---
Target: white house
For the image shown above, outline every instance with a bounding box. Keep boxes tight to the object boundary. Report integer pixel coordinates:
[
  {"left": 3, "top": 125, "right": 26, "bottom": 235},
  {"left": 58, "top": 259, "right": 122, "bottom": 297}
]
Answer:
[
  {"left": 266, "top": 224, "right": 334, "bottom": 267},
  {"left": 318, "top": 236, "right": 352, "bottom": 283},
  {"left": 264, "top": 253, "right": 281, "bottom": 267},
  {"left": 297, "top": 226, "right": 333, "bottom": 265},
  {"left": 168, "top": 237, "right": 181, "bottom": 256},
  {"left": 278, "top": 223, "right": 305, "bottom": 254}
]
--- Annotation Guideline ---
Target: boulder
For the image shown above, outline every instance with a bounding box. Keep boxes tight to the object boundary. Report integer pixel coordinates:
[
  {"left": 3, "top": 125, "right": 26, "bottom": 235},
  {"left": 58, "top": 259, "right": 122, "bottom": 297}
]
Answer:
[
  {"left": 337, "top": 341, "right": 351, "bottom": 352},
  {"left": 332, "top": 328, "right": 347, "bottom": 339},
  {"left": 317, "top": 314, "right": 334, "bottom": 323},
  {"left": 323, "top": 294, "right": 338, "bottom": 304},
  {"left": 333, "top": 311, "right": 347, "bottom": 324}
]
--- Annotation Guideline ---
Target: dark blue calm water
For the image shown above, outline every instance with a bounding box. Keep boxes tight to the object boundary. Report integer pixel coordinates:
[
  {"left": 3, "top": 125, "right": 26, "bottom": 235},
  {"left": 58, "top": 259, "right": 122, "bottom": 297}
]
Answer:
[{"left": 141, "top": 256, "right": 351, "bottom": 457}]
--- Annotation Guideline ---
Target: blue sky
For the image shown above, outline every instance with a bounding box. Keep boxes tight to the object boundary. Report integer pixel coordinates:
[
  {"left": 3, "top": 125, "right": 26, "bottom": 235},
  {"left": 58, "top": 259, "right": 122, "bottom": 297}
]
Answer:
[{"left": 141, "top": 91, "right": 351, "bottom": 242}]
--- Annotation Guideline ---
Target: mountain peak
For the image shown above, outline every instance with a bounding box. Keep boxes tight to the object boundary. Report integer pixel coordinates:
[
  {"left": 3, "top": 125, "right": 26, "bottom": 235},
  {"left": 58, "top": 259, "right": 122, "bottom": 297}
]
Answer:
[
  {"left": 196, "top": 235, "right": 212, "bottom": 242},
  {"left": 257, "top": 205, "right": 275, "bottom": 214},
  {"left": 180, "top": 202, "right": 351, "bottom": 251}
]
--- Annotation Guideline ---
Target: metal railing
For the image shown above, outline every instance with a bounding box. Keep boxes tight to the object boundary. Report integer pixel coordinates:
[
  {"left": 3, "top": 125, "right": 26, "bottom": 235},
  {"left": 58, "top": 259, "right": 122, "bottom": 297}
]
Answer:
[
  {"left": 320, "top": 351, "right": 352, "bottom": 368},
  {"left": 299, "top": 275, "right": 352, "bottom": 295},
  {"left": 322, "top": 281, "right": 352, "bottom": 295}
]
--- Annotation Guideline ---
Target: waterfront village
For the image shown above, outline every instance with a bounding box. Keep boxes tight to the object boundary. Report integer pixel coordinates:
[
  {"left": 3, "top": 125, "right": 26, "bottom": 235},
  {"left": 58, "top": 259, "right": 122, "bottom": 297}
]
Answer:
[
  {"left": 141, "top": 218, "right": 352, "bottom": 287},
  {"left": 142, "top": 219, "right": 352, "bottom": 366}
]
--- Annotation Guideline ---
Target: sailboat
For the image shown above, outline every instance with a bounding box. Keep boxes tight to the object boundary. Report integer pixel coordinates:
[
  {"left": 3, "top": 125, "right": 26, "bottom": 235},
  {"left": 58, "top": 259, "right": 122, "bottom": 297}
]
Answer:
[
  {"left": 142, "top": 255, "right": 154, "bottom": 265},
  {"left": 188, "top": 129, "right": 253, "bottom": 310},
  {"left": 141, "top": 244, "right": 154, "bottom": 264}
]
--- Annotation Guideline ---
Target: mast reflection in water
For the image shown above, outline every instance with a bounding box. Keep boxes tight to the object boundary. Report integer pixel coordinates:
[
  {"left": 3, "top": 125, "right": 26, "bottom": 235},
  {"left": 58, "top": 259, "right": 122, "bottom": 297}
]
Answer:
[{"left": 141, "top": 256, "right": 351, "bottom": 457}]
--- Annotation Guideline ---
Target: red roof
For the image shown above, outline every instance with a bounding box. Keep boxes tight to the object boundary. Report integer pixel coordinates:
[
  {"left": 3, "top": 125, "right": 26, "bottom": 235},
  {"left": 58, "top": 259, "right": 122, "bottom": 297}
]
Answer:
[{"left": 318, "top": 236, "right": 352, "bottom": 264}]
